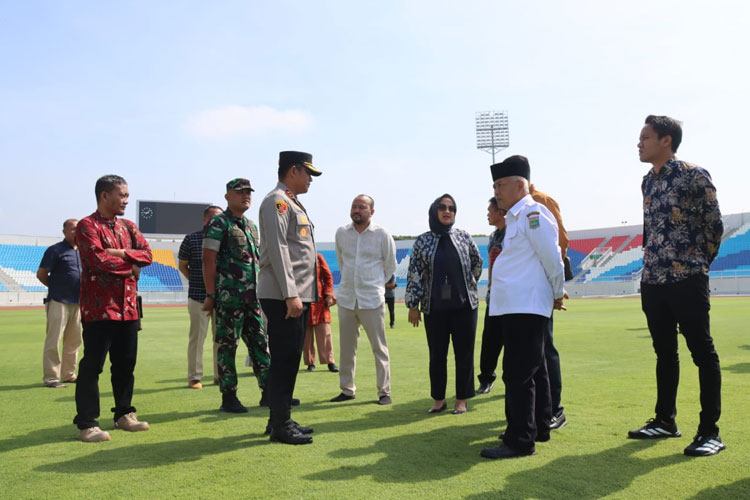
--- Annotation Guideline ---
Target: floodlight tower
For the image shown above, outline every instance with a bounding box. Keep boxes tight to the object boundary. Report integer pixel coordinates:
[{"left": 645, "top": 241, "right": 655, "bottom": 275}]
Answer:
[{"left": 475, "top": 110, "right": 509, "bottom": 163}]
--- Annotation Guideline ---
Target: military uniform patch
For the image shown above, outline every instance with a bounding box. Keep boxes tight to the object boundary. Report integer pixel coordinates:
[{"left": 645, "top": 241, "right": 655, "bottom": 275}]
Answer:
[
  {"left": 275, "top": 200, "right": 287, "bottom": 215},
  {"left": 299, "top": 226, "right": 308, "bottom": 238},
  {"left": 527, "top": 211, "right": 540, "bottom": 229}
]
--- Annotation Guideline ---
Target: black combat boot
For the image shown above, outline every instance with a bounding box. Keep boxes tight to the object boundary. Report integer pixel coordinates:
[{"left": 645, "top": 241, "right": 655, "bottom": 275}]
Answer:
[{"left": 220, "top": 391, "right": 248, "bottom": 413}]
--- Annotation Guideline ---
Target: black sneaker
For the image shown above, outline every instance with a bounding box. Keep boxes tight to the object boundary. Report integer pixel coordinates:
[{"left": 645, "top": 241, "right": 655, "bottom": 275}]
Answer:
[
  {"left": 476, "top": 382, "right": 493, "bottom": 394},
  {"left": 684, "top": 434, "right": 725, "bottom": 457},
  {"left": 550, "top": 412, "right": 567, "bottom": 430},
  {"left": 627, "top": 418, "right": 681, "bottom": 439},
  {"left": 327, "top": 363, "right": 339, "bottom": 372},
  {"left": 220, "top": 393, "right": 248, "bottom": 413}
]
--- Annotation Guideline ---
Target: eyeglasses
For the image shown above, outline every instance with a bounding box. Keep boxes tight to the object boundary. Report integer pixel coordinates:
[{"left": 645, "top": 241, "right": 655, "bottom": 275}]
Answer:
[{"left": 437, "top": 204, "right": 456, "bottom": 213}]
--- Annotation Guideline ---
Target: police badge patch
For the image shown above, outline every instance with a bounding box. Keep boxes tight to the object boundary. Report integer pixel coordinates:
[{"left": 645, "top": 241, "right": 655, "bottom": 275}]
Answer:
[
  {"left": 275, "top": 200, "right": 288, "bottom": 215},
  {"left": 299, "top": 226, "right": 308, "bottom": 238},
  {"left": 527, "top": 211, "right": 540, "bottom": 229}
]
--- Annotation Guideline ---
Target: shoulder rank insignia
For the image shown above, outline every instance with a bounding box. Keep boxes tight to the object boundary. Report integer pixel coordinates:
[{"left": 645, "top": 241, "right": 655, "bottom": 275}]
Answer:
[
  {"left": 527, "top": 211, "right": 540, "bottom": 229},
  {"left": 275, "top": 200, "right": 288, "bottom": 215}
]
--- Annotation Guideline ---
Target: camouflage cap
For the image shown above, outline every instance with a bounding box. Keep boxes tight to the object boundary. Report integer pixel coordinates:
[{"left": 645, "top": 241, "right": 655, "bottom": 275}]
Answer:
[{"left": 226, "top": 178, "right": 254, "bottom": 192}]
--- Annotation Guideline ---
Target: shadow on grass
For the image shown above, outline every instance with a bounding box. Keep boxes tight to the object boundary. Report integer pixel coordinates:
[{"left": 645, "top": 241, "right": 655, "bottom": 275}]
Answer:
[
  {"left": 464, "top": 440, "right": 687, "bottom": 499},
  {"left": 0, "top": 410, "right": 247, "bottom": 454},
  {"left": 685, "top": 478, "right": 750, "bottom": 499},
  {"left": 738, "top": 344, "right": 750, "bottom": 351},
  {"left": 304, "top": 421, "right": 503, "bottom": 483},
  {"left": 35, "top": 433, "right": 267, "bottom": 473},
  {"left": 295, "top": 393, "right": 504, "bottom": 435},
  {"left": 723, "top": 362, "right": 750, "bottom": 374},
  {"left": 625, "top": 327, "right": 649, "bottom": 332},
  {"left": 0, "top": 383, "right": 53, "bottom": 392}
]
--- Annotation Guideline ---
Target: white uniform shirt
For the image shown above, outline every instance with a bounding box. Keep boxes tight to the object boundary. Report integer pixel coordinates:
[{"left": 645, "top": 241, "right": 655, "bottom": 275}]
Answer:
[
  {"left": 335, "top": 222, "right": 397, "bottom": 310},
  {"left": 489, "top": 194, "right": 564, "bottom": 318}
]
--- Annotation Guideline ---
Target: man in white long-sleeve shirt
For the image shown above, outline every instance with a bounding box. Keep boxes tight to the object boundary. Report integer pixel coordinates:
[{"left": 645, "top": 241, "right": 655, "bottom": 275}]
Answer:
[
  {"left": 480, "top": 155, "right": 566, "bottom": 460},
  {"left": 330, "top": 194, "right": 397, "bottom": 405}
]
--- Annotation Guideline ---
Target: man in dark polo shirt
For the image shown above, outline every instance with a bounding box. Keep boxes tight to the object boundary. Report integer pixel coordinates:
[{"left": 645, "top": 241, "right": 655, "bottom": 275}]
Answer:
[
  {"left": 36, "top": 219, "right": 82, "bottom": 388},
  {"left": 178, "top": 205, "right": 223, "bottom": 389}
]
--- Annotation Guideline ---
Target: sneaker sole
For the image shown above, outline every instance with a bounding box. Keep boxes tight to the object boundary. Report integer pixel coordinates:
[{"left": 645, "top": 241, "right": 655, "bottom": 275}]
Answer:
[
  {"left": 684, "top": 441, "right": 726, "bottom": 457},
  {"left": 628, "top": 432, "right": 681, "bottom": 439}
]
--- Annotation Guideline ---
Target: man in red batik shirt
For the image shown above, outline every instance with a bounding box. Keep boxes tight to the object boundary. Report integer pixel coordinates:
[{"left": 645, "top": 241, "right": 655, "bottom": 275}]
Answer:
[{"left": 73, "top": 175, "right": 153, "bottom": 443}]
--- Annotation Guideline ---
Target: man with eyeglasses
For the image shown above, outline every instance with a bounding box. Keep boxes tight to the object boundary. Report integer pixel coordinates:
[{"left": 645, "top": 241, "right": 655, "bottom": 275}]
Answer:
[{"left": 258, "top": 151, "right": 322, "bottom": 445}]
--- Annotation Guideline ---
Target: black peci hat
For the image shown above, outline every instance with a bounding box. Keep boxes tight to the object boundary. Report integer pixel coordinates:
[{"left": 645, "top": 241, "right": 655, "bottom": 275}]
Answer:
[{"left": 490, "top": 155, "right": 530, "bottom": 181}]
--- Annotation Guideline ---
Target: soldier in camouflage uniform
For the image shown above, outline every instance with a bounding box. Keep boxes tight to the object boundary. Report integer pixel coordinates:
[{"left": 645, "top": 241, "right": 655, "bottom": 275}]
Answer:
[{"left": 202, "top": 178, "right": 271, "bottom": 413}]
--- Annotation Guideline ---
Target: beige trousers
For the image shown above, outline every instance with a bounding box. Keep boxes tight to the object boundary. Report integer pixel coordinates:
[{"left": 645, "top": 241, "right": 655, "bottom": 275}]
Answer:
[
  {"left": 303, "top": 322, "right": 335, "bottom": 366},
  {"left": 43, "top": 300, "right": 82, "bottom": 384},
  {"left": 338, "top": 303, "right": 390, "bottom": 397},
  {"left": 187, "top": 297, "right": 219, "bottom": 381}
]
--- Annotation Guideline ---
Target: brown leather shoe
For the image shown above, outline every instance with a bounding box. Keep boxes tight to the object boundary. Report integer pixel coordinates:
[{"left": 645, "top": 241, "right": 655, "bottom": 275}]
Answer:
[
  {"left": 78, "top": 426, "right": 111, "bottom": 443},
  {"left": 115, "top": 412, "right": 150, "bottom": 432},
  {"left": 188, "top": 380, "right": 203, "bottom": 389}
]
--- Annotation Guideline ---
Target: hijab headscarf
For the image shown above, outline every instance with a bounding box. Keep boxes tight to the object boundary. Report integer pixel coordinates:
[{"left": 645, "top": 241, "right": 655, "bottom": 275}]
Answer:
[{"left": 428, "top": 193, "right": 456, "bottom": 235}]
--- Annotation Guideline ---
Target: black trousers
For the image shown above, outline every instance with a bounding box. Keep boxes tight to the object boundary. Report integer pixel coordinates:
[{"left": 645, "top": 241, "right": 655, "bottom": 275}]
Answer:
[
  {"left": 385, "top": 297, "right": 395, "bottom": 327},
  {"left": 545, "top": 314, "right": 564, "bottom": 416},
  {"left": 261, "top": 299, "right": 308, "bottom": 424},
  {"left": 423, "top": 306, "right": 477, "bottom": 400},
  {"left": 73, "top": 320, "right": 139, "bottom": 429},
  {"left": 478, "top": 307, "right": 503, "bottom": 386},
  {"left": 641, "top": 273, "right": 721, "bottom": 435},
  {"left": 500, "top": 313, "right": 552, "bottom": 453}
]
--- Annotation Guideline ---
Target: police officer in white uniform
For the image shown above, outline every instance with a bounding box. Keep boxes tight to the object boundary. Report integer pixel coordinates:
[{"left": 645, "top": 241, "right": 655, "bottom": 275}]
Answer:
[
  {"left": 480, "top": 155, "right": 566, "bottom": 460},
  {"left": 258, "top": 151, "right": 321, "bottom": 445}
]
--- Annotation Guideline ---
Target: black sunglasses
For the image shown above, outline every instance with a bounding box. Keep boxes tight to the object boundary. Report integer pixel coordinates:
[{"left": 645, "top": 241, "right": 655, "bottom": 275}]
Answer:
[{"left": 437, "top": 204, "right": 456, "bottom": 213}]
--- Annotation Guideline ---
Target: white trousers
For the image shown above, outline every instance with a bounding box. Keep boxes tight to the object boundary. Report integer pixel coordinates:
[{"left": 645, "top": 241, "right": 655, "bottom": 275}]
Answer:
[{"left": 337, "top": 303, "right": 391, "bottom": 397}]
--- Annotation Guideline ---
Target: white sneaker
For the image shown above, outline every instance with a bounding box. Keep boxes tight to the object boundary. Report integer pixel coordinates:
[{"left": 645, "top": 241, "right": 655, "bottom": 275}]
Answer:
[
  {"left": 115, "top": 412, "right": 150, "bottom": 432},
  {"left": 78, "top": 426, "right": 111, "bottom": 443}
]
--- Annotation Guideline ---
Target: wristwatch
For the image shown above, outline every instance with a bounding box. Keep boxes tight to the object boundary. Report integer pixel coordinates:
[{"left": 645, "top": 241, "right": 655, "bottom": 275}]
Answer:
[{"left": 206, "top": 293, "right": 215, "bottom": 299}]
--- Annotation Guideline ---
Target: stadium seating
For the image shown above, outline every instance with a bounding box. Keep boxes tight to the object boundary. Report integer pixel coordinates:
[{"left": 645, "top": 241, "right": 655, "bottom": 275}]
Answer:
[
  {"left": 2, "top": 216, "right": 750, "bottom": 295},
  {"left": 0, "top": 243, "right": 184, "bottom": 292},
  {"left": 0, "top": 244, "right": 48, "bottom": 291},
  {"left": 139, "top": 249, "right": 184, "bottom": 291},
  {"left": 709, "top": 223, "right": 750, "bottom": 278},
  {"left": 567, "top": 237, "right": 606, "bottom": 277}
]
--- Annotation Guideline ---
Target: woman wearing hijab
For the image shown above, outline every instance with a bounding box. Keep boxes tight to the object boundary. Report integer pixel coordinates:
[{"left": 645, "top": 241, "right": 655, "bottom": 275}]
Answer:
[{"left": 405, "top": 194, "right": 483, "bottom": 414}]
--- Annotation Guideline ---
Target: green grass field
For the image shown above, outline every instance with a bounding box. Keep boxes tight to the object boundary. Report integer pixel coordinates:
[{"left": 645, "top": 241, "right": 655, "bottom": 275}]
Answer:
[{"left": 1, "top": 297, "right": 749, "bottom": 499}]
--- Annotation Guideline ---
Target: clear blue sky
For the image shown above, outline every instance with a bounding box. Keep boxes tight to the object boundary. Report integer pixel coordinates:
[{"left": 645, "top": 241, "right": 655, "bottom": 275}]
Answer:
[{"left": 2, "top": 1, "right": 748, "bottom": 241}]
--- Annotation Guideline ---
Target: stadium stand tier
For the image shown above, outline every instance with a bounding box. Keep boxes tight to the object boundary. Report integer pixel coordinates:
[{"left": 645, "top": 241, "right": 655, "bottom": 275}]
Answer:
[{"left": 2, "top": 212, "right": 750, "bottom": 305}]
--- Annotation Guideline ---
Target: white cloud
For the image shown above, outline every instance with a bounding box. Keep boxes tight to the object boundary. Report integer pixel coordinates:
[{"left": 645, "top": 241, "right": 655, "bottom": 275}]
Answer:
[{"left": 184, "top": 105, "right": 312, "bottom": 139}]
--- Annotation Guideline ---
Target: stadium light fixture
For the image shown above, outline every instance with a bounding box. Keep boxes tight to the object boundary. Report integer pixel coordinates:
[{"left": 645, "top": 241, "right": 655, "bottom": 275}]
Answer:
[{"left": 475, "top": 110, "right": 509, "bottom": 163}]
